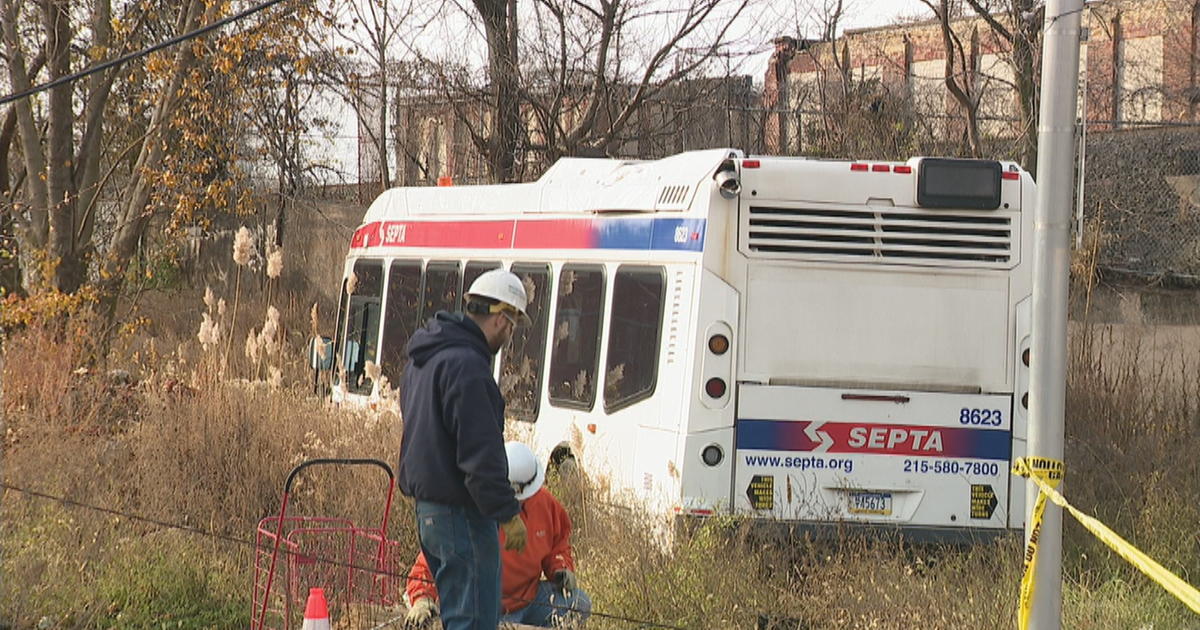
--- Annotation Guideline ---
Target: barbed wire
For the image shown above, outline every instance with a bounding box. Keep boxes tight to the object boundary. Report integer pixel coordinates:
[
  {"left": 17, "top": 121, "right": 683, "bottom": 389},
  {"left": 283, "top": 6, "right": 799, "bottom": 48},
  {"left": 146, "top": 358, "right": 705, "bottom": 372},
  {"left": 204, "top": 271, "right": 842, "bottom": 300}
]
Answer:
[{"left": 0, "top": 481, "right": 687, "bottom": 630}]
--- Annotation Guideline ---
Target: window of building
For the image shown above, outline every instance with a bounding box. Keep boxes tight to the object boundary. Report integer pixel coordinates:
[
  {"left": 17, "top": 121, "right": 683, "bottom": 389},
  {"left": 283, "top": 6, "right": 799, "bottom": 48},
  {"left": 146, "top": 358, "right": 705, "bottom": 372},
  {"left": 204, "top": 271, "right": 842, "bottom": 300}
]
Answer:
[
  {"left": 421, "top": 261, "right": 462, "bottom": 320},
  {"left": 549, "top": 265, "right": 605, "bottom": 409},
  {"left": 604, "top": 266, "right": 666, "bottom": 412},
  {"left": 342, "top": 259, "right": 384, "bottom": 394},
  {"left": 501, "top": 264, "right": 551, "bottom": 422},
  {"left": 380, "top": 260, "right": 423, "bottom": 385}
]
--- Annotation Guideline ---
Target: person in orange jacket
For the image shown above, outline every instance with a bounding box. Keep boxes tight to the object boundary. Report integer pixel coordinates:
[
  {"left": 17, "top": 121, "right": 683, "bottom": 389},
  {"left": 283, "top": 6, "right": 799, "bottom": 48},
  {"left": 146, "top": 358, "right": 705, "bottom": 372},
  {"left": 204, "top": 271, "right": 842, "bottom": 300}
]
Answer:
[{"left": 404, "top": 442, "right": 591, "bottom": 628}]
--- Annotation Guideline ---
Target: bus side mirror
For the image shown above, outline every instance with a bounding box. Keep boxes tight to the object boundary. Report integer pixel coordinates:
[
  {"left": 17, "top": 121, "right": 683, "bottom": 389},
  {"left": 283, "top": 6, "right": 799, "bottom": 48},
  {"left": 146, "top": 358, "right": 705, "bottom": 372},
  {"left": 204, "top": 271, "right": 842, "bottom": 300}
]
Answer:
[{"left": 309, "top": 336, "right": 333, "bottom": 371}]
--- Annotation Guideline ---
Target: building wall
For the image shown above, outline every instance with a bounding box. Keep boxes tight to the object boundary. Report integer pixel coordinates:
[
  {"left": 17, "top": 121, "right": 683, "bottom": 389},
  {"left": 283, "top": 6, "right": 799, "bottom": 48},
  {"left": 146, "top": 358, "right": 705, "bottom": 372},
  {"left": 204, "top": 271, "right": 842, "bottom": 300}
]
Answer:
[{"left": 764, "top": 0, "right": 1200, "bottom": 154}]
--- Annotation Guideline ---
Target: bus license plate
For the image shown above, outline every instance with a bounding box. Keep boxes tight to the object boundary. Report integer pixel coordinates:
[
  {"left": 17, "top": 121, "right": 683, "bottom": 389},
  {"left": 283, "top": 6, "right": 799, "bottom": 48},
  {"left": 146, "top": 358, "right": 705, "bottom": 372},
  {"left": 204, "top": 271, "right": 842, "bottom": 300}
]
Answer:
[{"left": 848, "top": 491, "right": 893, "bottom": 516}]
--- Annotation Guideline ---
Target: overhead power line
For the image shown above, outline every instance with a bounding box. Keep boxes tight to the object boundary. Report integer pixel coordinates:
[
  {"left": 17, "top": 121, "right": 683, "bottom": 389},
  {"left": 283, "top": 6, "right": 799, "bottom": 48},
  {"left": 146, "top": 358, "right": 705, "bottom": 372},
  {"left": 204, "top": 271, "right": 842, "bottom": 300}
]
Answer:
[{"left": 0, "top": 0, "right": 291, "bottom": 107}]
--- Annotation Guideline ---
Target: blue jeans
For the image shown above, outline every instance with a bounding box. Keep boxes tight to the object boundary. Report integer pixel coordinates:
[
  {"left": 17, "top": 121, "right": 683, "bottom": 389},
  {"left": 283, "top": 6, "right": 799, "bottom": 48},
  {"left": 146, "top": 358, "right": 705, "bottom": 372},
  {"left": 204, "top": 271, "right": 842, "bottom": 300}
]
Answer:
[
  {"left": 500, "top": 581, "right": 592, "bottom": 628},
  {"left": 414, "top": 500, "right": 501, "bottom": 630}
]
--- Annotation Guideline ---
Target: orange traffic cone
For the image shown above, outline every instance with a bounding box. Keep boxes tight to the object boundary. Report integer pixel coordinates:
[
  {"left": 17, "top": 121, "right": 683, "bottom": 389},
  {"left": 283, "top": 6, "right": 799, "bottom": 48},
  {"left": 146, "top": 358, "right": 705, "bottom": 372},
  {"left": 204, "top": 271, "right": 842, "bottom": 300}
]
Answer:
[{"left": 301, "top": 588, "right": 331, "bottom": 630}]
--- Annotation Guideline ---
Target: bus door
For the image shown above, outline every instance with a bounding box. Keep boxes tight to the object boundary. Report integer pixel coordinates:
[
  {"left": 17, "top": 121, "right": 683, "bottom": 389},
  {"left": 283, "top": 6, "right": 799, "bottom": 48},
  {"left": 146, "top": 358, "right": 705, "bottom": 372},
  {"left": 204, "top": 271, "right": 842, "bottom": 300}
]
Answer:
[{"left": 733, "top": 384, "right": 1013, "bottom": 531}]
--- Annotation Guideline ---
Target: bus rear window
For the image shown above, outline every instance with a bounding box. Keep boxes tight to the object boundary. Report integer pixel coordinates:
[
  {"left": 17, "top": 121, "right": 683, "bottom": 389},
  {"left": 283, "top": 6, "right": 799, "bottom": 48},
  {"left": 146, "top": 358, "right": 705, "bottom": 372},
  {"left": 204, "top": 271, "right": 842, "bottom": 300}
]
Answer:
[
  {"left": 604, "top": 266, "right": 666, "bottom": 411},
  {"left": 501, "top": 264, "right": 551, "bottom": 422},
  {"left": 549, "top": 265, "right": 605, "bottom": 410}
]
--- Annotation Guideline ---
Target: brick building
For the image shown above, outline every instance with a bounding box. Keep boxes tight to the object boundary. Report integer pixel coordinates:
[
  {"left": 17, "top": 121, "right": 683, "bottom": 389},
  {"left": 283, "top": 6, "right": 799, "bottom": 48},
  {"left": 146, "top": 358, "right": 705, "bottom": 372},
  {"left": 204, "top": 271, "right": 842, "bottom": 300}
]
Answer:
[{"left": 762, "top": 0, "right": 1200, "bottom": 157}]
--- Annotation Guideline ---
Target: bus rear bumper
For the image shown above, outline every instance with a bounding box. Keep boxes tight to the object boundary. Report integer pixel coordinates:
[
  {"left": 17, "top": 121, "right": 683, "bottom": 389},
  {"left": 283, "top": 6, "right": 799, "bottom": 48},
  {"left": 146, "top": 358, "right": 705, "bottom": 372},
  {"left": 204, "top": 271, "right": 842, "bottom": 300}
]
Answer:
[{"left": 675, "top": 514, "right": 1021, "bottom": 545}]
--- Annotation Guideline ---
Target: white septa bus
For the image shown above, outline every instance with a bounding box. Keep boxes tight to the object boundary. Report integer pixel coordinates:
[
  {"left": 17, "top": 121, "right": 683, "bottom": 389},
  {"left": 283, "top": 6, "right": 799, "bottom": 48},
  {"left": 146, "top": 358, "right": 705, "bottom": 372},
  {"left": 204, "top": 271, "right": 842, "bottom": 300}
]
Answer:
[{"left": 330, "top": 149, "right": 1033, "bottom": 539}]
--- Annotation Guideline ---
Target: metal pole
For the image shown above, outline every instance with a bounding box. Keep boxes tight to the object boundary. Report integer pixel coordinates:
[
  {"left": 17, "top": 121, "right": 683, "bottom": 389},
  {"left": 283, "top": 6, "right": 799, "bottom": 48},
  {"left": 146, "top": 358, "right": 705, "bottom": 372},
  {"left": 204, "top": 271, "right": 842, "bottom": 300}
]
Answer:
[{"left": 1028, "top": 0, "right": 1084, "bottom": 626}]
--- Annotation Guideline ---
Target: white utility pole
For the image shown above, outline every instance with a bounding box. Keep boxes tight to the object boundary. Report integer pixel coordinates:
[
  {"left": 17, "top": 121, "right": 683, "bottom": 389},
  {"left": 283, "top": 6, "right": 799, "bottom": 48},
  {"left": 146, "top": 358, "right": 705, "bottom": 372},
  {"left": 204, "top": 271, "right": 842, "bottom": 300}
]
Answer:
[{"left": 1028, "top": 0, "right": 1084, "bottom": 626}]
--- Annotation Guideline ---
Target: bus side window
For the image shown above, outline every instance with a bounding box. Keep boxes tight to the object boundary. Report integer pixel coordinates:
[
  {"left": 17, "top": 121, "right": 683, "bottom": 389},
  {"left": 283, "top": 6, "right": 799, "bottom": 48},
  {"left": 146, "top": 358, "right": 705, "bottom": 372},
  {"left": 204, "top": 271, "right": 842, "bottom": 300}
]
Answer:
[
  {"left": 343, "top": 259, "right": 385, "bottom": 395},
  {"left": 422, "top": 261, "right": 462, "bottom": 320},
  {"left": 604, "top": 266, "right": 667, "bottom": 412},
  {"left": 501, "top": 263, "right": 551, "bottom": 422},
  {"left": 380, "top": 260, "right": 423, "bottom": 386},
  {"left": 463, "top": 261, "right": 501, "bottom": 297},
  {"left": 548, "top": 265, "right": 605, "bottom": 410}
]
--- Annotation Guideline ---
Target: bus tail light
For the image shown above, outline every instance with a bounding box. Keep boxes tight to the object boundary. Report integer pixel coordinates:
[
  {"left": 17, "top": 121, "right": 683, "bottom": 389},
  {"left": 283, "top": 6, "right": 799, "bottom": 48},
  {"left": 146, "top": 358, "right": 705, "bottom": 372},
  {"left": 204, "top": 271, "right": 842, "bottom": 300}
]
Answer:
[{"left": 697, "top": 295, "right": 734, "bottom": 412}]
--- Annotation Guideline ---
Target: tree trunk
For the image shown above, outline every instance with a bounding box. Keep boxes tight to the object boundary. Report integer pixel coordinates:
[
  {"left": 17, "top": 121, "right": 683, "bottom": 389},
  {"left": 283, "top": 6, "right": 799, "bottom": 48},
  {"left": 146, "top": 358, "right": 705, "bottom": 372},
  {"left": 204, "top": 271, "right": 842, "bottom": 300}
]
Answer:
[
  {"left": 1, "top": 0, "right": 51, "bottom": 289},
  {"left": 473, "top": 0, "right": 521, "bottom": 183},
  {"left": 1012, "top": 7, "right": 1040, "bottom": 172},
  {"left": 376, "top": 49, "right": 391, "bottom": 189},
  {"left": 1, "top": 109, "right": 23, "bottom": 295},
  {"left": 74, "top": 0, "right": 114, "bottom": 272},
  {"left": 44, "top": 0, "right": 83, "bottom": 293}
]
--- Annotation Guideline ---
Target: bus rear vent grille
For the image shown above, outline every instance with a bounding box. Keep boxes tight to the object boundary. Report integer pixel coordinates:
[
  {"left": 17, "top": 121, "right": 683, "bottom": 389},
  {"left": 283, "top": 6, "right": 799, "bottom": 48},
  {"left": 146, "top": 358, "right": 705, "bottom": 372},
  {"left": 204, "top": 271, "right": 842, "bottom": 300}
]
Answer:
[{"left": 744, "top": 206, "right": 1014, "bottom": 265}]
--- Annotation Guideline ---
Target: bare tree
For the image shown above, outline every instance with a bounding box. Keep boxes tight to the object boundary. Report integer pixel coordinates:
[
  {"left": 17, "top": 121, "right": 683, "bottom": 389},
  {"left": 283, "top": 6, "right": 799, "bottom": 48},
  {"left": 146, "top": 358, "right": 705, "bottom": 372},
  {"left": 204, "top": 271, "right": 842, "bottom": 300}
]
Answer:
[
  {"left": 958, "top": 0, "right": 1042, "bottom": 170},
  {"left": 311, "top": 0, "right": 430, "bottom": 190},
  {"left": 241, "top": 51, "right": 337, "bottom": 248},
  {"left": 436, "top": 0, "right": 755, "bottom": 182},
  {"left": 918, "top": 0, "right": 985, "bottom": 156},
  {"left": 468, "top": 0, "right": 523, "bottom": 182},
  {"left": 770, "top": 0, "right": 927, "bottom": 159}
]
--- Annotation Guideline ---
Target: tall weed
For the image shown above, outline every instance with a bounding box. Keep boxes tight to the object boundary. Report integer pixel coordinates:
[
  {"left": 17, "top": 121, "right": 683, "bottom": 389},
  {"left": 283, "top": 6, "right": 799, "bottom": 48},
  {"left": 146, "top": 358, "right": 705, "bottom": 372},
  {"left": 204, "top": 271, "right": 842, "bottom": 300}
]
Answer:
[{"left": 4, "top": 303, "right": 1200, "bottom": 628}]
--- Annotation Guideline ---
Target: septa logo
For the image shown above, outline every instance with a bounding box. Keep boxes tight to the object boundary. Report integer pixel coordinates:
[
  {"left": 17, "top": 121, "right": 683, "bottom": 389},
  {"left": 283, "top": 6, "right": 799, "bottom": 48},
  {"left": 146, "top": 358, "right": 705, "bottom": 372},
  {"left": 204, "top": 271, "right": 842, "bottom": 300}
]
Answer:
[
  {"left": 736, "top": 419, "right": 1011, "bottom": 460},
  {"left": 803, "top": 421, "right": 834, "bottom": 453},
  {"left": 383, "top": 222, "right": 408, "bottom": 244},
  {"left": 847, "top": 426, "right": 943, "bottom": 453}
]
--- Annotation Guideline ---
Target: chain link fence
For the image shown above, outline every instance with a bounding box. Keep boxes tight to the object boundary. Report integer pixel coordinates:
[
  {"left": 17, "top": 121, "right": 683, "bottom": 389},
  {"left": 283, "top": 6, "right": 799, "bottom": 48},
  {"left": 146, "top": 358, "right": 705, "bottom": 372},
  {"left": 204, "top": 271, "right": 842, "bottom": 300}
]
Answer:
[{"left": 1081, "top": 126, "right": 1200, "bottom": 284}]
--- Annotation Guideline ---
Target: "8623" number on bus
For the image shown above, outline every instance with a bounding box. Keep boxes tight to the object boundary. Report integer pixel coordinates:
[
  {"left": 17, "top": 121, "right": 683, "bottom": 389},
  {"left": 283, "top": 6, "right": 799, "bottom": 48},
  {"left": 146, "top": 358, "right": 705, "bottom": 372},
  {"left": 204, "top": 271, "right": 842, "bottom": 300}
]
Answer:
[{"left": 959, "top": 408, "right": 1003, "bottom": 426}]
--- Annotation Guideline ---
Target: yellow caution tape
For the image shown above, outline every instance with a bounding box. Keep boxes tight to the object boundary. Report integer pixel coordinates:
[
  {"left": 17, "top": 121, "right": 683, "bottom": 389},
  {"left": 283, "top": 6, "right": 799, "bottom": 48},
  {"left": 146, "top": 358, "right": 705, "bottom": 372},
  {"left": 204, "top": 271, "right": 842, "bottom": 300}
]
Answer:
[
  {"left": 1012, "top": 456, "right": 1200, "bottom": 629},
  {"left": 1013, "top": 457, "right": 1065, "bottom": 629}
]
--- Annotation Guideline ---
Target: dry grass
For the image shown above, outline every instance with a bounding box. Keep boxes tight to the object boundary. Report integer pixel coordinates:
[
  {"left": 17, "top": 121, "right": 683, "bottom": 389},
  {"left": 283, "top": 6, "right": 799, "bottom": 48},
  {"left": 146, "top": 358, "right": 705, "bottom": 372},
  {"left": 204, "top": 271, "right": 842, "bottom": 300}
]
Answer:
[{"left": 3, "top": 276, "right": 1200, "bottom": 628}]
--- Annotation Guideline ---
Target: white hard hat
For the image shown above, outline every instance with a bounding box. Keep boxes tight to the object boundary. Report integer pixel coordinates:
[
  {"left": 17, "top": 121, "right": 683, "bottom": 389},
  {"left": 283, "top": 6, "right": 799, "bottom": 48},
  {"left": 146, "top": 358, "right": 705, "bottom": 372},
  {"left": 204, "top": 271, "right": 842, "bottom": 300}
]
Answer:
[
  {"left": 505, "top": 441, "right": 545, "bottom": 501},
  {"left": 467, "top": 269, "right": 531, "bottom": 326}
]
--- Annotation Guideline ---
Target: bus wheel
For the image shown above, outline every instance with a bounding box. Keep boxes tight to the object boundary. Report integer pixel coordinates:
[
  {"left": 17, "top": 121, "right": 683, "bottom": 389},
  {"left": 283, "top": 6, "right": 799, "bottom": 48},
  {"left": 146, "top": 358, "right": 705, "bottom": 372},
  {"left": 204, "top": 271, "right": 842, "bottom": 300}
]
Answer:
[{"left": 549, "top": 445, "right": 578, "bottom": 477}]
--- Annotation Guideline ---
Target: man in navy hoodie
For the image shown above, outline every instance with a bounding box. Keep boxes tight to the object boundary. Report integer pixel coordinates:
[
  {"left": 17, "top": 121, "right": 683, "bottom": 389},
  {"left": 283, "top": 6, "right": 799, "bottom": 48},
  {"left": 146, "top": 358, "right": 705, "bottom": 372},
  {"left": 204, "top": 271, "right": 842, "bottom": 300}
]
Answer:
[{"left": 399, "top": 268, "right": 534, "bottom": 630}]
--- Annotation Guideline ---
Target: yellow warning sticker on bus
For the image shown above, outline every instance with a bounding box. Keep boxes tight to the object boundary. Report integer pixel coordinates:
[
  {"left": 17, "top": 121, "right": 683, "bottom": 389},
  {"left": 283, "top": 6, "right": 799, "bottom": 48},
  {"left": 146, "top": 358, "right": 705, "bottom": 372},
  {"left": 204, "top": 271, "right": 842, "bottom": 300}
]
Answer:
[{"left": 746, "top": 474, "right": 774, "bottom": 510}]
